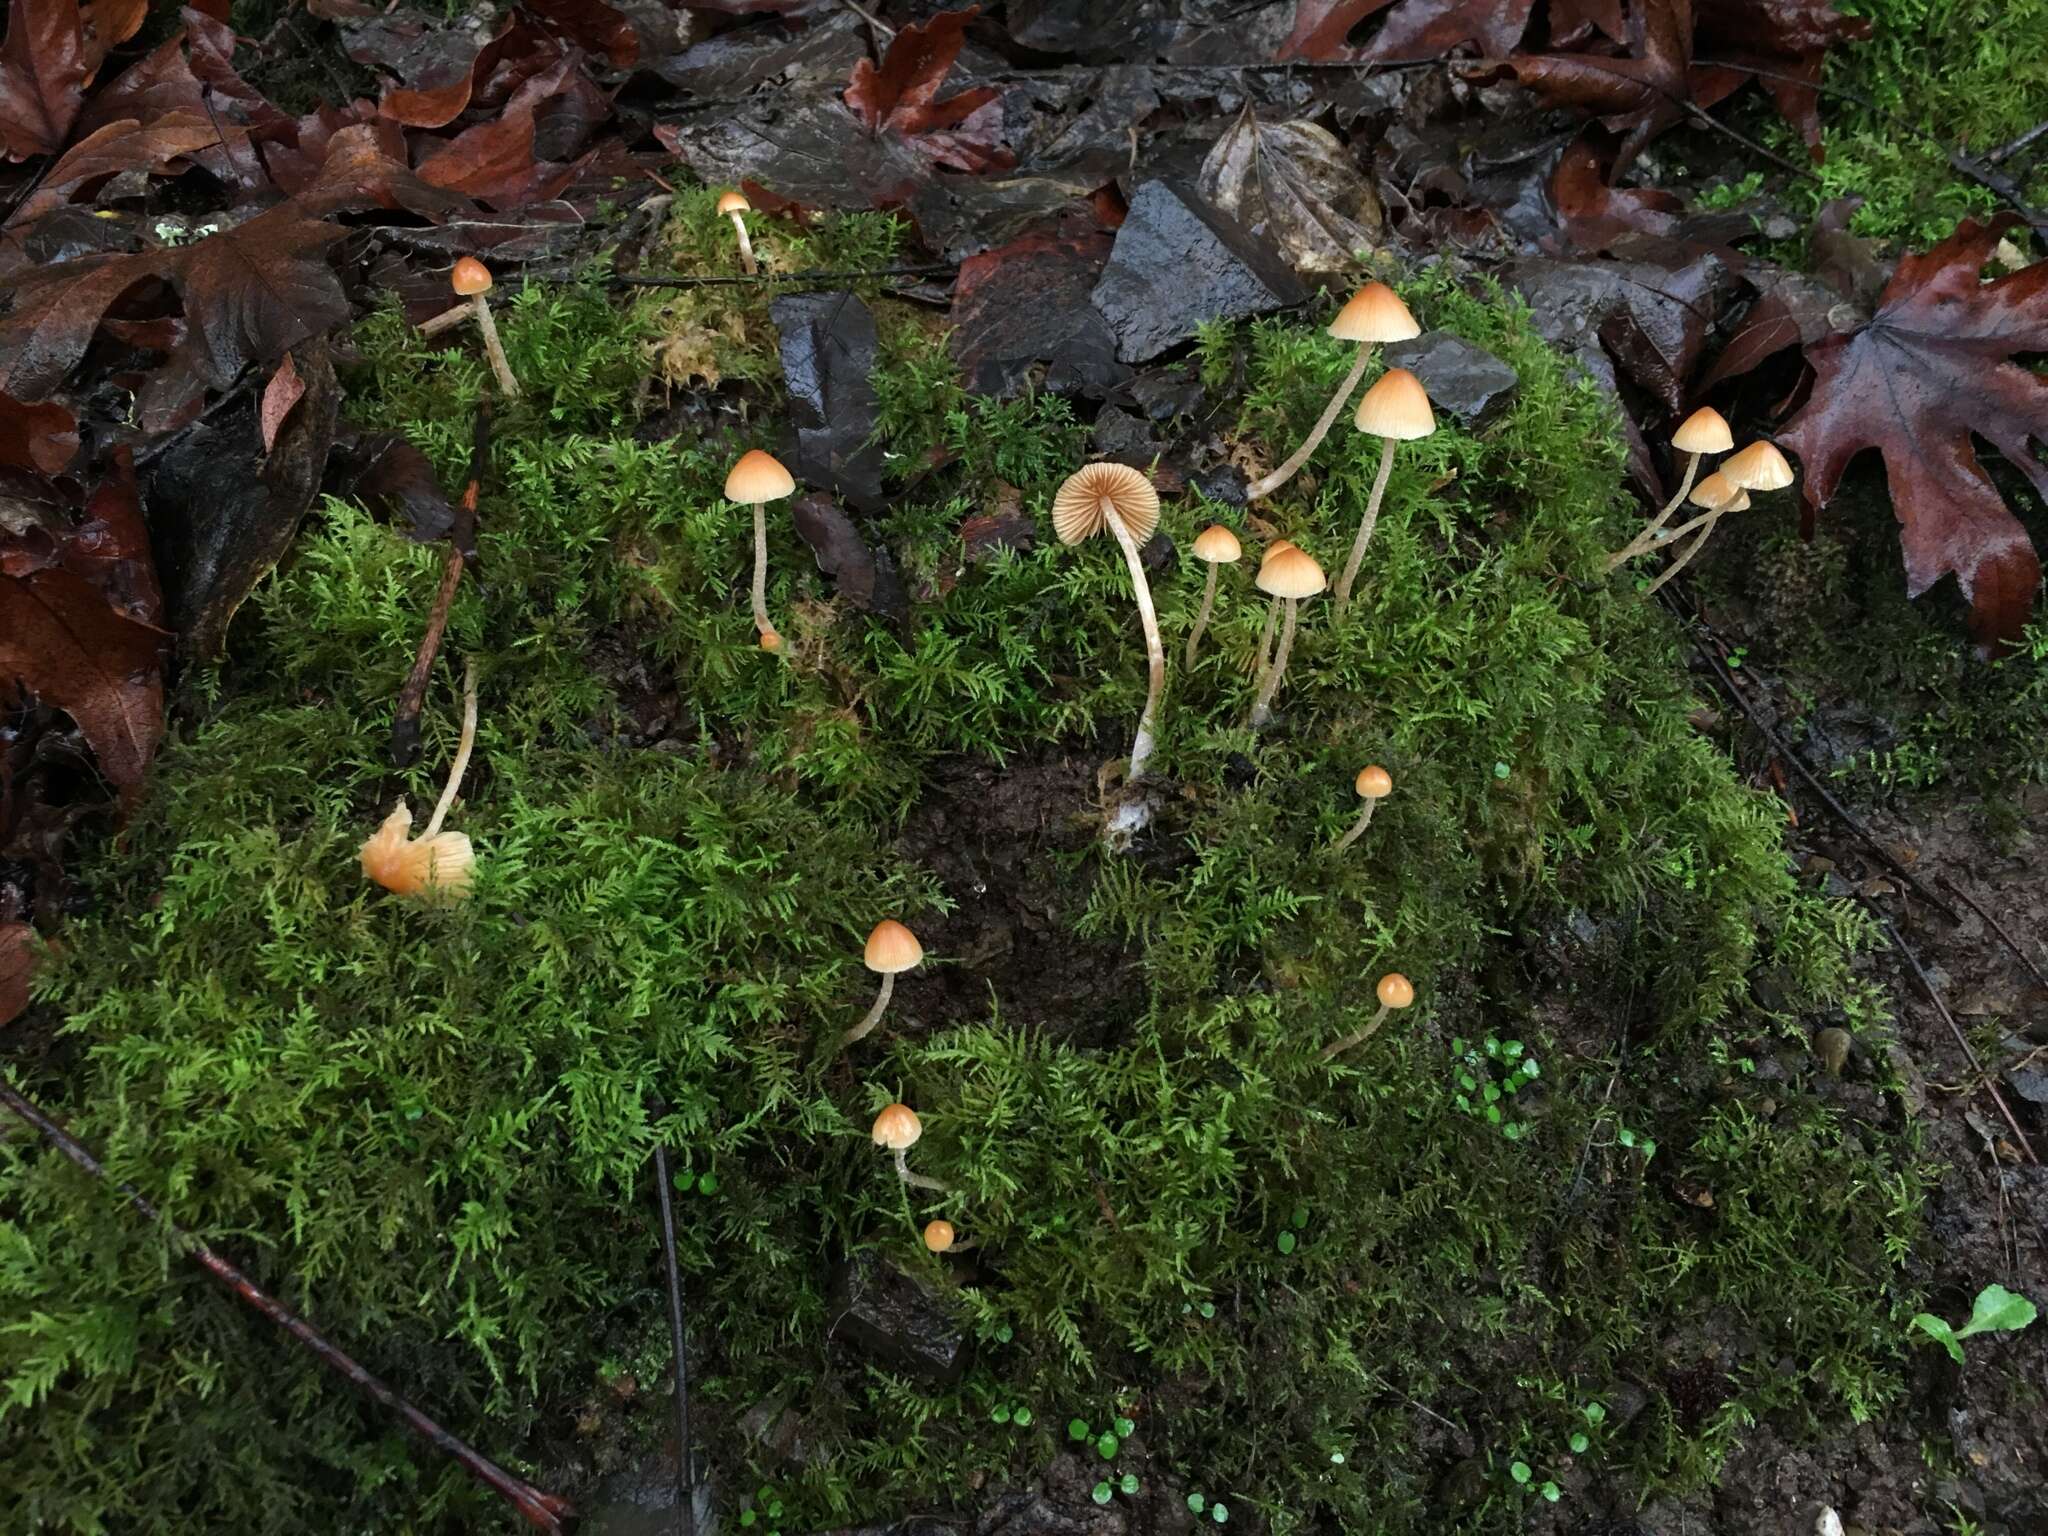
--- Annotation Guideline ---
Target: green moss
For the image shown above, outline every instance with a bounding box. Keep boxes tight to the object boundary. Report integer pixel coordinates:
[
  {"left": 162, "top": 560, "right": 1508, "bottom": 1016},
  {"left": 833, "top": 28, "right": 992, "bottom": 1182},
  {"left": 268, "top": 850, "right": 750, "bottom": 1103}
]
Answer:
[{"left": 1, "top": 241, "right": 1924, "bottom": 1534}]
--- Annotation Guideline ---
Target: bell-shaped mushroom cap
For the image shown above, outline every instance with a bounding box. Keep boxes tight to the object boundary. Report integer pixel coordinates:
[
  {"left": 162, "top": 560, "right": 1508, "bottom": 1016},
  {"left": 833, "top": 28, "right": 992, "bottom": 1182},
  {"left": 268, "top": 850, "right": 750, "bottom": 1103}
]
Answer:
[
  {"left": 1722, "top": 439, "right": 1795, "bottom": 491},
  {"left": 864, "top": 919, "right": 923, "bottom": 974},
  {"left": 922, "top": 1219, "right": 956, "bottom": 1253},
  {"left": 1191, "top": 524, "right": 1242, "bottom": 563},
  {"left": 1355, "top": 764, "right": 1393, "bottom": 799},
  {"left": 725, "top": 448, "right": 796, "bottom": 503},
  {"left": 1328, "top": 281, "right": 1421, "bottom": 344},
  {"left": 871, "top": 1103, "right": 923, "bottom": 1150},
  {"left": 451, "top": 256, "right": 493, "bottom": 297},
  {"left": 1353, "top": 368, "right": 1436, "bottom": 440},
  {"left": 360, "top": 802, "right": 475, "bottom": 899},
  {"left": 1375, "top": 972, "right": 1415, "bottom": 1009},
  {"left": 717, "top": 190, "right": 750, "bottom": 215},
  {"left": 1255, "top": 542, "right": 1327, "bottom": 599},
  {"left": 1051, "top": 462, "right": 1161, "bottom": 545},
  {"left": 1689, "top": 470, "right": 1742, "bottom": 511},
  {"left": 1671, "top": 406, "right": 1734, "bottom": 454}
]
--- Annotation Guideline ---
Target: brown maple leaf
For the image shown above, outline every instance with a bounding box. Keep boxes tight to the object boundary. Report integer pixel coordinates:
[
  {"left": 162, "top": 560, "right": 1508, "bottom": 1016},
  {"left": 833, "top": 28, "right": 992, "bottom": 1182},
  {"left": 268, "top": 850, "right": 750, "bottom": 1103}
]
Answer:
[
  {"left": 1279, "top": 0, "right": 1536, "bottom": 61},
  {"left": 843, "top": 4, "right": 1012, "bottom": 175},
  {"left": 1780, "top": 216, "right": 2048, "bottom": 651},
  {"left": 1506, "top": 0, "right": 1695, "bottom": 175},
  {"left": 0, "top": 0, "right": 147, "bottom": 160}
]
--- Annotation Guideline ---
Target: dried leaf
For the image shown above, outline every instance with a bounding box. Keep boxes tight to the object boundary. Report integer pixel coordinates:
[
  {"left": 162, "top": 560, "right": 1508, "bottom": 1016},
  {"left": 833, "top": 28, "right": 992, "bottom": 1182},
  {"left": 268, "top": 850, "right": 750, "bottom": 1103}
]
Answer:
[
  {"left": 1198, "top": 105, "right": 1383, "bottom": 273},
  {"left": 790, "top": 491, "right": 908, "bottom": 626},
  {"left": 0, "top": 920, "right": 29, "bottom": 1026},
  {"left": 1506, "top": 0, "right": 1693, "bottom": 175},
  {"left": 843, "top": 4, "right": 1012, "bottom": 175},
  {"left": 259, "top": 352, "right": 305, "bottom": 453},
  {"left": 0, "top": 392, "right": 77, "bottom": 473},
  {"left": 0, "top": 0, "right": 146, "bottom": 160},
  {"left": 1280, "top": 0, "right": 1535, "bottom": 61}
]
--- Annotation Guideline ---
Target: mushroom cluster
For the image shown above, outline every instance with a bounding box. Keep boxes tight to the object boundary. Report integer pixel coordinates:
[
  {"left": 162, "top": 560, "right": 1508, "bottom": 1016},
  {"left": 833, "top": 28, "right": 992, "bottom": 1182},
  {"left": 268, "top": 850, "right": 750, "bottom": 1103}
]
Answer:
[{"left": 1609, "top": 419, "right": 1798, "bottom": 587}]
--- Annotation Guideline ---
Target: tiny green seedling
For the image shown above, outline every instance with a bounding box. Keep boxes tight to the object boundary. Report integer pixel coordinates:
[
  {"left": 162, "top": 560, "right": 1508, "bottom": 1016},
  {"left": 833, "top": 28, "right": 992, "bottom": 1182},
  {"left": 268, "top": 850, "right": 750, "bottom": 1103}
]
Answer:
[
  {"left": 1450, "top": 1037, "right": 1542, "bottom": 1139},
  {"left": 1186, "top": 1492, "right": 1230, "bottom": 1523},
  {"left": 1912, "top": 1284, "right": 2038, "bottom": 1363}
]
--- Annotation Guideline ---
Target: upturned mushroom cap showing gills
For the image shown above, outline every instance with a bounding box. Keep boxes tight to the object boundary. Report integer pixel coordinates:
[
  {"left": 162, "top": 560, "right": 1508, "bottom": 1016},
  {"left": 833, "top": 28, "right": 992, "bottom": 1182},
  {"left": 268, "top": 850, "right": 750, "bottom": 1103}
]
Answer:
[
  {"left": 1354, "top": 367, "right": 1436, "bottom": 440},
  {"left": 725, "top": 448, "right": 795, "bottom": 503},
  {"left": 923, "top": 1219, "right": 956, "bottom": 1253},
  {"left": 864, "top": 919, "right": 923, "bottom": 974},
  {"left": 1722, "top": 440, "right": 1795, "bottom": 491},
  {"left": 1376, "top": 973, "right": 1415, "bottom": 1009},
  {"left": 1356, "top": 765, "right": 1393, "bottom": 799},
  {"left": 360, "top": 802, "right": 475, "bottom": 898},
  {"left": 1256, "top": 542, "right": 1327, "bottom": 599},
  {"left": 872, "top": 1103, "right": 923, "bottom": 1150},
  {"left": 1671, "top": 406, "right": 1734, "bottom": 454},
  {"left": 451, "top": 256, "right": 493, "bottom": 296},
  {"left": 1328, "top": 281, "right": 1421, "bottom": 344},
  {"left": 1051, "top": 462, "right": 1160, "bottom": 544},
  {"left": 1192, "top": 525, "right": 1242, "bottom": 563},
  {"left": 717, "top": 190, "right": 750, "bottom": 215}
]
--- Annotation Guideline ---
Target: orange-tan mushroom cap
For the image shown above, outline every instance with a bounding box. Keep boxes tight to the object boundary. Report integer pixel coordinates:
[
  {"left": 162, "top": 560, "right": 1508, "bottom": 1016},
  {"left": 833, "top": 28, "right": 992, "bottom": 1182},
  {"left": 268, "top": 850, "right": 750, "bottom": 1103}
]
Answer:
[
  {"left": 1671, "top": 406, "right": 1734, "bottom": 454},
  {"left": 1192, "top": 525, "right": 1242, "bottom": 563},
  {"left": 1722, "top": 440, "right": 1795, "bottom": 492},
  {"left": 1255, "top": 542, "right": 1327, "bottom": 599},
  {"left": 922, "top": 1219, "right": 956, "bottom": 1253},
  {"left": 717, "top": 190, "right": 751, "bottom": 215},
  {"left": 360, "top": 802, "right": 475, "bottom": 899},
  {"left": 1356, "top": 765, "right": 1393, "bottom": 799},
  {"left": 1051, "top": 462, "right": 1160, "bottom": 544},
  {"left": 1328, "top": 281, "right": 1421, "bottom": 344},
  {"left": 725, "top": 448, "right": 796, "bottom": 503},
  {"left": 864, "top": 919, "right": 923, "bottom": 974},
  {"left": 451, "top": 256, "right": 493, "bottom": 296},
  {"left": 1354, "top": 367, "right": 1436, "bottom": 440},
  {"left": 1376, "top": 973, "right": 1415, "bottom": 1009},
  {"left": 1689, "top": 470, "right": 1743, "bottom": 511},
  {"left": 872, "top": 1103, "right": 923, "bottom": 1150}
]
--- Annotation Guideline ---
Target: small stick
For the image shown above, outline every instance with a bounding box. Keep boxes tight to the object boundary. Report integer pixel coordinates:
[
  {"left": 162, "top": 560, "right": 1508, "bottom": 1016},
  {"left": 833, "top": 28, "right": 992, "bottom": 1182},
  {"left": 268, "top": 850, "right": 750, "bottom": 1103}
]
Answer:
[
  {"left": 392, "top": 405, "right": 488, "bottom": 768},
  {"left": 0, "top": 1078, "right": 573, "bottom": 1533},
  {"left": 417, "top": 301, "right": 475, "bottom": 340},
  {"left": 1937, "top": 876, "right": 2048, "bottom": 993},
  {"left": 650, "top": 1138, "right": 694, "bottom": 1536},
  {"left": 611, "top": 264, "right": 958, "bottom": 290}
]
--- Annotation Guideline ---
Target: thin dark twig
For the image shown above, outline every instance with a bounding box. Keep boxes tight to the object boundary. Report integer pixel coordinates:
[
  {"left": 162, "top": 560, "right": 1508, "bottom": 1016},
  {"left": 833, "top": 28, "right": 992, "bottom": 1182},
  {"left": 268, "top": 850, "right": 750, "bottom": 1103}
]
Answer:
[
  {"left": 1937, "top": 875, "right": 2048, "bottom": 993},
  {"left": 611, "top": 264, "right": 958, "bottom": 289},
  {"left": 392, "top": 403, "right": 489, "bottom": 768},
  {"left": 0, "top": 1078, "right": 574, "bottom": 1533},
  {"left": 650, "top": 1139, "right": 694, "bottom": 1536},
  {"left": 1986, "top": 119, "right": 2048, "bottom": 167}
]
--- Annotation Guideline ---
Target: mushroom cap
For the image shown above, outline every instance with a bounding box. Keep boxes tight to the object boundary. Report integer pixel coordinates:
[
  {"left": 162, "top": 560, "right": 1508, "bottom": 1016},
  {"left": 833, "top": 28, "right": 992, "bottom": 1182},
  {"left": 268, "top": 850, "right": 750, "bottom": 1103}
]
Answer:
[
  {"left": 1689, "top": 470, "right": 1742, "bottom": 510},
  {"left": 1375, "top": 972, "right": 1415, "bottom": 1009},
  {"left": 451, "top": 256, "right": 493, "bottom": 297},
  {"left": 1191, "top": 524, "right": 1242, "bottom": 564},
  {"left": 1051, "top": 462, "right": 1161, "bottom": 544},
  {"left": 1355, "top": 764, "right": 1393, "bottom": 799},
  {"left": 1353, "top": 368, "right": 1436, "bottom": 440},
  {"left": 1328, "top": 281, "right": 1421, "bottom": 344},
  {"left": 872, "top": 1103, "right": 923, "bottom": 1150},
  {"left": 1722, "top": 439, "right": 1795, "bottom": 491},
  {"left": 725, "top": 448, "right": 796, "bottom": 503},
  {"left": 717, "top": 190, "right": 750, "bottom": 215},
  {"left": 360, "top": 802, "right": 475, "bottom": 899},
  {"left": 1255, "top": 542, "right": 1327, "bottom": 599},
  {"left": 864, "top": 919, "right": 923, "bottom": 974},
  {"left": 1671, "top": 406, "right": 1734, "bottom": 454},
  {"left": 922, "top": 1219, "right": 956, "bottom": 1253}
]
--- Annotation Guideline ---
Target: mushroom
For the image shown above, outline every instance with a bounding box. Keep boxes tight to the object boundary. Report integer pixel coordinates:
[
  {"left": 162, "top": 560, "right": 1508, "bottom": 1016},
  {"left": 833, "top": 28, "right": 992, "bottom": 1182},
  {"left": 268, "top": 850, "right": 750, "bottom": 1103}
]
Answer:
[
  {"left": 1247, "top": 542, "right": 1327, "bottom": 727},
  {"left": 725, "top": 449, "right": 797, "bottom": 651},
  {"left": 1184, "top": 525, "right": 1242, "bottom": 668},
  {"left": 1319, "top": 972, "right": 1415, "bottom": 1060},
  {"left": 842, "top": 919, "right": 923, "bottom": 1047},
  {"left": 1605, "top": 407, "right": 1732, "bottom": 571},
  {"left": 1334, "top": 367, "right": 1435, "bottom": 614},
  {"left": 362, "top": 659, "right": 480, "bottom": 901},
  {"left": 1247, "top": 281, "right": 1420, "bottom": 501},
  {"left": 1331, "top": 765, "right": 1393, "bottom": 853},
  {"left": 1052, "top": 463, "right": 1167, "bottom": 779},
  {"left": 717, "top": 190, "right": 757, "bottom": 275},
  {"left": 922, "top": 1218, "right": 976, "bottom": 1254},
  {"left": 442, "top": 257, "right": 519, "bottom": 400},
  {"left": 1644, "top": 472, "right": 1749, "bottom": 594},
  {"left": 1248, "top": 538, "right": 1297, "bottom": 676},
  {"left": 873, "top": 1103, "right": 949, "bottom": 1191},
  {"left": 1721, "top": 439, "right": 1795, "bottom": 494}
]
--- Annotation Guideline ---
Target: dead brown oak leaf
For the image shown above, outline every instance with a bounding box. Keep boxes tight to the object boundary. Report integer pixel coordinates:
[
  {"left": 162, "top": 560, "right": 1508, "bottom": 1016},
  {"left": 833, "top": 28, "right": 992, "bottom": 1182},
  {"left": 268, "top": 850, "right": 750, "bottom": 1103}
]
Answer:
[
  {"left": 1779, "top": 217, "right": 2048, "bottom": 651},
  {"left": 0, "top": 0, "right": 147, "bottom": 160},
  {"left": 843, "top": 4, "right": 1013, "bottom": 175}
]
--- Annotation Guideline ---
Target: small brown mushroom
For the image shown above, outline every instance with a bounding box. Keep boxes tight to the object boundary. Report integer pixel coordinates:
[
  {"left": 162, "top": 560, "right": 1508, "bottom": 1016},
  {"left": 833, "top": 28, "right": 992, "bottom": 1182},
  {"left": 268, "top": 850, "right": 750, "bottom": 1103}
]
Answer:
[
  {"left": 843, "top": 919, "right": 923, "bottom": 1047},
  {"left": 1184, "top": 525, "right": 1242, "bottom": 668},
  {"left": 1320, "top": 972, "right": 1415, "bottom": 1060},
  {"left": 873, "top": 1103, "right": 949, "bottom": 1191},
  {"left": 452, "top": 257, "right": 520, "bottom": 399},
  {"left": 1249, "top": 538, "right": 1297, "bottom": 676},
  {"left": 1247, "top": 282, "right": 1420, "bottom": 500},
  {"left": 1248, "top": 543, "right": 1326, "bottom": 726},
  {"left": 1334, "top": 367, "right": 1435, "bottom": 614},
  {"left": 1331, "top": 764, "right": 1393, "bottom": 854},
  {"left": 361, "top": 659, "right": 480, "bottom": 901},
  {"left": 725, "top": 449, "right": 797, "bottom": 651},
  {"left": 1721, "top": 439, "right": 1795, "bottom": 493},
  {"left": 717, "top": 190, "right": 757, "bottom": 275},
  {"left": 922, "top": 1218, "right": 977, "bottom": 1254},
  {"left": 1644, "top": 471, "right": 1750, "bottom": 594},
  {"left": 1605, "top": 406, "right": 1732, "bottom": 571},
  {"left": 1052, "top": 463, "right": 1167, "bottom": 779}
]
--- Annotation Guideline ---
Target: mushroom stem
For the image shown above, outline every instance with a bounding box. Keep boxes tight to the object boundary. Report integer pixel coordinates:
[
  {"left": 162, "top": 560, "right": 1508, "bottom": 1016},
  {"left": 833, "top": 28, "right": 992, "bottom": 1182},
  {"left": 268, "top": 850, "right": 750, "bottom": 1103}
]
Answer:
[
  {"left": 1248, "top": 597, "right": 1299, "bottom": 727},
  {"left": 1184, "top": 561, "right": 1221, "bottom": 669},
  {"left": 893, "top": 1146, "right": 950, "bottom": 1193},
  {"left": 1246, "top": 346, "right": 1373, "bottom": 500},
  {"left": 1606, "top": 451, "right": 1703, "bottom": 571},
  {"left": 1331, "top": 799, "right": 1379, "bottom": 855},
  {"left": 469, "top": 297, "right": 521, "bottom": 400},
  {"left": 1644, "top": 509, "right": 1726, "bottom": 595},
  {"left": 1253, "top": 595, "right": 1279, "bottom": 674},
  {"left": 1105, "top": 507, "right": 1166, "bottom": 781},
  {"left": 842, "top": 973, "right": 894, "bottom": 1047},
  {"left": 1334, "top": 435, "right": 1396, "bottom": 615},
  {"left": 1319, "top": 1003, "right": 1392, "bottom": 1060},
  {"left": 727, "top": 210, "right": 757, "bottom": 276},
  {"left": 750, "top": 502, "right": 781, "bottom": 651},
  {"left": 418, "top": 300, "right": 476, "bottom": 339},
  {"left": 421, "top": 659, "right": 479, "bottom": 841}
]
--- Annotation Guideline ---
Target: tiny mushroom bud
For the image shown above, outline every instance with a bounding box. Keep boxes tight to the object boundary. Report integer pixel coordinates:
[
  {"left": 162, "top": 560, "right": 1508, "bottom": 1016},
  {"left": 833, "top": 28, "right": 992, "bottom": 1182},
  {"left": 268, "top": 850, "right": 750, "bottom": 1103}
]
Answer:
[
  {"left": 362, "top": 659, "right": 480, "bottom": 901},
  {"left": 1053, "top": 463, "right": 1168, "bottom": 780},
  {"left": 1184, "top": 524, "right": 1242, "bottom": 668},
  {"left": 1248, "top": 281, "right": 1420, "bottom": 500},
  {"left": 725, "top": 449, "right": 797, "bottom": 652},
  {"left": 1321, "top": 971, "right": 1415, "bottom": 1060},
  {"left": 1331, "top": 764, "right": 1393, "bottom": 854},
  {"left": 923, "top": 1219, "right": 957, "bottom": 1253},
  {"left": 1334, "top": 367, "right": 1435, "bottom": 614},
  {"left": 873, "top": 1103, "right": 948, "bottom": 1191},
  {"left": 717, "top": 189, "right": 757, "bottom": 275},
  {"left": 448, "top": 257, "right": 519, "bottom": 400},
  {"left": 843, "top": 919, "right": 923, "bottom": 1048},
  {"left": 1248, "top": 542, "right": 1327, "bottom": 727}
]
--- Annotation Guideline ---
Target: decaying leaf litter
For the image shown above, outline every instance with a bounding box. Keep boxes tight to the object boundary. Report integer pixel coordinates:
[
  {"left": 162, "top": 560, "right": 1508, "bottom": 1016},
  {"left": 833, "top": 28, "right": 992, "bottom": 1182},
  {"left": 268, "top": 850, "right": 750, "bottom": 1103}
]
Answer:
[{"left": 2, "top": 2, "right": 2046, "bottom": 1533}]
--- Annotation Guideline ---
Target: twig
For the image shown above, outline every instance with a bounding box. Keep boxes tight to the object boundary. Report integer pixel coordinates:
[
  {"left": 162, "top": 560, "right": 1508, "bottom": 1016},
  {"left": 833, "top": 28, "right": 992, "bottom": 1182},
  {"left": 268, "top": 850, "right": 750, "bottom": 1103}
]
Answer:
[
  {"left": 0, "top": 1078, "right": 574, "bottom": 1533},
  {"left": 650, "top": 1139, "right": 694, "bottom": 1536},
  {"left": 611, "top": 264, "right": 958, "bottom": 289},
  {"left": 1937, "top": 875, "right": 2048, "bottom": 993},
  {"left": 1986, "top": 119, "right": 2048, "bottom": 167},
  {"left": 841, "top": 0, "right": 896, "bottom": 38},
  {"left": 392, "top": 404, "right": 489, "bottom": 768}
]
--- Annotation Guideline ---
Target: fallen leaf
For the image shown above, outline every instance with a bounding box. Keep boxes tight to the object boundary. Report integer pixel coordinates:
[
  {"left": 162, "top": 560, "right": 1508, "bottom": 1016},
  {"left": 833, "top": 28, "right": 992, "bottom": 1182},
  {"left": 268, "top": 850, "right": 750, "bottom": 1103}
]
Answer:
[
  {"left": 1198, "top": 105, "right": 1383, "bottom": 272},
  {"left": 1505, "top": 0, "right": 1693, "bottom": 175},
  {"left": 948, "top": 216, "right": 1126, "bottom": 398},
  {"left": 0, "top": 0, "right": 147, "bottom": 160},
  {"left": 0, "top": 920, "right": 30, "bottom": 1025},
  {"left": 1280, "top": 0, "right": 1536, "bottom": 61},
  {"left": 326, "top": 426, "right": 459, "bottom": 549},
  {"left": 770, "top": 290, "right": 887, "bottom": 513},
  {"left": 259, "top": 352, "right": 305, "bottom": 452},
  {"left": 843, "top": 4, "right": 1013, "bottom": 175},
  {"left": 1779, "top": 216, "right": 2048, "bottom": 650},
  {"left": 5, "top": 111, "right": 219, "bottom": 226},
  {"left": 1693, "top": 0, "right": 1870, "bottom": 162},
  {"left": 522, "top": 0, "right": 640, "bottom": 70},
  {"left": 790, "top": 491, "right": 908, "bottom": 626},
  {"left": 0, "top": 392, "right": 77, "bottom": 473}
]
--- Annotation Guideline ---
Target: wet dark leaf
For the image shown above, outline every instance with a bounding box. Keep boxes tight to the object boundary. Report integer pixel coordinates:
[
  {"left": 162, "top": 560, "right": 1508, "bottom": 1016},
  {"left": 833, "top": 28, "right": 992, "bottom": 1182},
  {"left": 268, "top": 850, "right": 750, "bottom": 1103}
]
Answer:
[
  {"left": 843, "top": 4, "right": 1013, "bottom": 175},
  {"left": 522, "top": 0, "right": 640, "bottom": 70},
  {"left": 949, "top": 215, "right": 1126, "bottom": 398},
  {"left": 327, "top": 427, "right": 458, "bottom": 549},
  {"left": 5, "top": 111, "right": 218, "bottom": 226},
  {"left": 0, "top": 393, "right": 77, "bottom": 473},
  {"left": 1198, "top": 104, "right": 1383, "bottom": 273},
  {"left": 0, "top": 0, "right": 147, "bottom": 160},
  {"left": 0, "top": 918, "right": 29, "bottom": 1025},
  {"left": 1280, "top": 0, "right": 1535, "bottom": 61},
  {"left": 770, "top": 290, "right": 886, "bottom": 513},
  {"left": 790, "top": 491, "right": 908, "bottom": 626}
]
